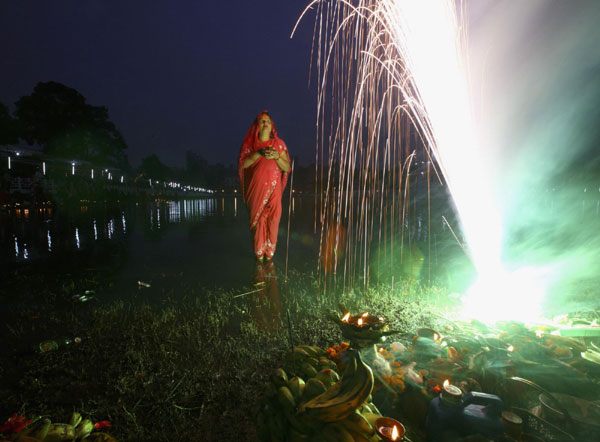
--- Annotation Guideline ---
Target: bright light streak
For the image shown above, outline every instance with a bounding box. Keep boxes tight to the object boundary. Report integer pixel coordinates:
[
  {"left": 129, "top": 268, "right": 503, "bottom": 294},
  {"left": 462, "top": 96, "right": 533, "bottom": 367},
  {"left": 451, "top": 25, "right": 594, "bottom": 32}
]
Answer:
[
  {"left": 72, "top": 162, "right": 75, "bottom": 175},
  {"left": 460, "top": 265, "right": 553, "bottom": 324},
  {"left": 383, "top": 0, "right": 502, "bottom": 274},
  {"left": 42, "top": 161, "right": 46, "bottom": 175},
  {"left": 8, "top": 156, "right": 11, "bottom": 169}
]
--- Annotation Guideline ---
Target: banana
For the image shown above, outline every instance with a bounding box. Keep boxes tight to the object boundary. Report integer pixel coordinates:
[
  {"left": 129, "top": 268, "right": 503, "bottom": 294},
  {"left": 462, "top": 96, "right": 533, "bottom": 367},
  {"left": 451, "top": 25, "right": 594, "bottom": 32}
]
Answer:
[
  {"left": 21, "top": 418, "right": 51, "bottom": 441},
  {"left": 267, "top": 411, "right": 286, "bottom": 442},
  {"left": 297, "top": 349, "right": 374, "bottom": 423},
  {"left": 301, "top": 362, "right": 318, "bottom": 379},
  {"left": 360, "top": 412, "right": 382, "bottom": 429},
  {"left": 289, "top": 427, "right": 311, "bottom": 441},
  {"left": 256, "top": 410, "right": 270, "bottom": 442},
  {"left": 306, "top": 357, "right": 321, "bottom": 369},
  {"left": 74, "top": 419, "right": 94, "bottom": 440},
  {"left": 298, "top": 345, "right": 325, "bottom": 358},
  {"left": 68, "top": 412, "right": 82, "bottom": 428},
  {"left": 367, "top": 402, "right": 381, "bottom": 415},
  {"left": 283, "top": 407, "right": 312, "bottom": 436},
  {"left": 302, "top": 378, "right": 328, "bottom": 403},
  {"left": 44, "top": 423, "right": 76, "bottom": 442},
  {"left": 340, "top": 411, "right": 374, "bottom": 436},
  {"left": 345, "top": 428, "right": 371, "bottom": 442},
  {"left": 315, "top": 369, "right": 340, "bottom": 388},
  {"left": 288, "top": 376, "right": 306, "bottom": 400},
  {"left": 319, "top": 357, "right": 338, "bottom": 371},
  {"left": 291, "top": 347, "right": 311, "bottom": 362},
  {"left": 324, "top": 422, "right": 356, "bottom": 442},
  {"left": 277, "top": 386, "right": 296, "bottom": 412},
  {"left": 359, "top": 403, "right": 373, "bottom": 414},
  {"left": 272, "top": 368, "right": 289, "bottom": 387},
  {"left": 319, "top": 423, "right": 346, "bottom": 442}
]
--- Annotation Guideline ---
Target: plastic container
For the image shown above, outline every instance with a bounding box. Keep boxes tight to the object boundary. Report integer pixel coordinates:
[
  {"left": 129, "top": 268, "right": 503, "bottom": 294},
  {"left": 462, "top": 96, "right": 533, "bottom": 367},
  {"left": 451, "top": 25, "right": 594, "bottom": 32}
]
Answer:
[{"left": 426, "top": 384, "right": 505, "bottom": 441}]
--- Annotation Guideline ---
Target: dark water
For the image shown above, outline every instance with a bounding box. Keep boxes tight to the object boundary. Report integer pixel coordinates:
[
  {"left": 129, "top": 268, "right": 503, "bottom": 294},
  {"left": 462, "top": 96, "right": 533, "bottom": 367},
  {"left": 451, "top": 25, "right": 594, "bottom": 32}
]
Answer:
[
  {"left": 2, "top": 189, "right": 598, "bottom": 300},
  {"left": 0, "top": 197, "right": 322, "bottom": 295}
]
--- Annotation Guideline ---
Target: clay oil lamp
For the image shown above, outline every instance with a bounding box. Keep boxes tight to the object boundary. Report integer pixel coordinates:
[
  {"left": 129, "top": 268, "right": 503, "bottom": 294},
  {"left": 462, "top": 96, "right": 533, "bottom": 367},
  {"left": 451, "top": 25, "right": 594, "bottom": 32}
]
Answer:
[
  {"left": 375, "top": 417, "right": 405, "bottom": 441},
  {"left": 328, "top": 305, "right": 399, "bottom": 349}
]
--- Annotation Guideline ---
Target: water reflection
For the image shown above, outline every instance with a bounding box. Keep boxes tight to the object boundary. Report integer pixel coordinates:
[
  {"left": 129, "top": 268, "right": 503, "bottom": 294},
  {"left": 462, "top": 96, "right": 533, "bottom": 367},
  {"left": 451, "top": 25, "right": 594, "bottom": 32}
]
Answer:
[
  {"left": 249, "top": 260, "right": 281, "bottom": 333},
  {"left": 75, "top": 227, "right": 80, "bottom": 249}
]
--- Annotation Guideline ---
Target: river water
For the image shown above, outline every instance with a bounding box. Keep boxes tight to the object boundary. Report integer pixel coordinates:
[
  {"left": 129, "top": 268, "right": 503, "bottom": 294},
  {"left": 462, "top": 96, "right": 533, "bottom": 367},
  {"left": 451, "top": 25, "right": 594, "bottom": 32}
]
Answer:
[{"left": 2, "top": 189, "right": 598, "bottom": 304}]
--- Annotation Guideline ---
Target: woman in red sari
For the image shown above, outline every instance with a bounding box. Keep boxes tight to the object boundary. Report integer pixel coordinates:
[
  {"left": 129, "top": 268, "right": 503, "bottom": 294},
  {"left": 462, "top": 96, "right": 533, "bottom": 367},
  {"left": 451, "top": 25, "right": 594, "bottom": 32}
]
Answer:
[{"left": 238, "top": 111, "right": 290, "bottom": 261}]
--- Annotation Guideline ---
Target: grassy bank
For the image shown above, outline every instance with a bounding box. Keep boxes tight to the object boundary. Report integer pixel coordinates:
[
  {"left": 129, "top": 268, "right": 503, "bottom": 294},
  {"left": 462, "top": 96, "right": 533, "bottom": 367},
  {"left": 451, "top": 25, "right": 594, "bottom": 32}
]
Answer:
[{"left": 0, "top": 267, "right": 449, "bottom": 441}]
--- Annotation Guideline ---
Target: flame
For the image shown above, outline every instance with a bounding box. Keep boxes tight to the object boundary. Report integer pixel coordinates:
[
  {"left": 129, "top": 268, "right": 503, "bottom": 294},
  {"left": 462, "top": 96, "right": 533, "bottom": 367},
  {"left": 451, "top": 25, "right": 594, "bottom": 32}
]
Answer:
[
  {"left": 391, "top": 425, "right": 399, "bottom": 440},
  {"left": 358, "top": 318, "right": 363, "bottom": 326},
  {"left": 443, "top": 379, "right": 449, "bottom": 388},
  {"left": 342, "top": 312, "right": 350, "bottom": 322}
]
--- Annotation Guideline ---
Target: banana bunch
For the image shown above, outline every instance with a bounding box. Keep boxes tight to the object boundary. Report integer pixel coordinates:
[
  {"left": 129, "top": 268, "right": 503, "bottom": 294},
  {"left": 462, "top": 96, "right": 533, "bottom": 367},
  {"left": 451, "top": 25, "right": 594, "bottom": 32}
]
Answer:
[
  {"left": 11, "top": 413, "right": 116, "bottom": 442},
  {"left": 257, "top": 345, "right": 385, "bottom": 442}
]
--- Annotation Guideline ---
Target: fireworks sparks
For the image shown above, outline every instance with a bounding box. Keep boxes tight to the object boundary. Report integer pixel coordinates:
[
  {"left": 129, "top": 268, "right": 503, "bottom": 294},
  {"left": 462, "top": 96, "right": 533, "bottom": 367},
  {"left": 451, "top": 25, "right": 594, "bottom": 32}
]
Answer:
[{"left": 299, "top": 0, "right": 503, "bottom": 290}]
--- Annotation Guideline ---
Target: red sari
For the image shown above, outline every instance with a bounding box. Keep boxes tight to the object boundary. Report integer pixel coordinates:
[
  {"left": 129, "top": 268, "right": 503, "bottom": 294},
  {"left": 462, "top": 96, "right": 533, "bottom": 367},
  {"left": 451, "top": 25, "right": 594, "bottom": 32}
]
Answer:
[{"left": 238, "top": 112, "right": 289, "bottom": 259}]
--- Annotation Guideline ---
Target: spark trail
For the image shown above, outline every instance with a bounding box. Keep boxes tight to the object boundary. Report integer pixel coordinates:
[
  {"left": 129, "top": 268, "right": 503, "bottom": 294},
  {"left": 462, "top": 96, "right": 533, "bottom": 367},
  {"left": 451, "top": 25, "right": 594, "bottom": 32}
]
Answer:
[{"left": 298, "top": 0, "right": 600, "bottom": 323}]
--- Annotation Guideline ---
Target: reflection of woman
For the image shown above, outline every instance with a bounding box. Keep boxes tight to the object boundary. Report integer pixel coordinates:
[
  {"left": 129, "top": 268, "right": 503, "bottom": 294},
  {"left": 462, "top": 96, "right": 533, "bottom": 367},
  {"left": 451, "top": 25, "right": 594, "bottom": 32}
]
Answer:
[
  {"left": 249, "top": 260, "right": 281, "bottom": 333},
  {"left": 238, "top": 111, "right": 290, "bottom": 261}
]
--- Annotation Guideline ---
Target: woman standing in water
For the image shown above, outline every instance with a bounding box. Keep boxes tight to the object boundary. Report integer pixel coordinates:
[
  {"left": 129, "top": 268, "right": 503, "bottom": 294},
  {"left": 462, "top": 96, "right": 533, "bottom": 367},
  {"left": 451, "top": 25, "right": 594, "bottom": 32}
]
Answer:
[{"left": 238, "top": 111, "right": 290, "bottom": 261}]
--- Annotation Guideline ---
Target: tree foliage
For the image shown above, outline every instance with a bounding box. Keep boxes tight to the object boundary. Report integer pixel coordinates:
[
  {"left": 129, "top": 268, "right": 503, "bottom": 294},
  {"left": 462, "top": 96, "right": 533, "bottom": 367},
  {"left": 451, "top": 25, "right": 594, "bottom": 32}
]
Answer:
[
  {"left": 0, "top": 101, "right": 18, "bottom": 146},
  {"left": 138, "top": 154, "right": 171, "bottom": 182},
  {"left": 14, "top": 81, "right": 129, "bottom": 169}
]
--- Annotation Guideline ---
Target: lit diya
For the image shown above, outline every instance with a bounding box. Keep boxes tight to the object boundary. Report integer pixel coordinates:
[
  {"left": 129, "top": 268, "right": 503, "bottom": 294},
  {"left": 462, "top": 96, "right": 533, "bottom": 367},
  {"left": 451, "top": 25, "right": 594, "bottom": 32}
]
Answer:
[
  {"left": 327, "top": 304, "right": 399, "bottom": 348},
  {"left": 375, "top": 417, "right": 405, "bottom": 441}
]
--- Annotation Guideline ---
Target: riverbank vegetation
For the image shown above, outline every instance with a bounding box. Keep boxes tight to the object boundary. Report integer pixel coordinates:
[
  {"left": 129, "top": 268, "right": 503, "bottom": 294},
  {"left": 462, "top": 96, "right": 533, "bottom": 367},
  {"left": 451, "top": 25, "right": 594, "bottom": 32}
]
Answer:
[{"left": 0, "top": 267, "right": 448, "bottom": 441}]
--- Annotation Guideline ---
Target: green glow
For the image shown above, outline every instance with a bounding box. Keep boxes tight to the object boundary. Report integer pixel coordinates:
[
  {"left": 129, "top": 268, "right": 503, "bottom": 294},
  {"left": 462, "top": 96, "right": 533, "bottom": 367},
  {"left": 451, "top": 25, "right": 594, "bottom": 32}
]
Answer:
[{"left": 460, "top": 266, "right": 553, "bottom": 324}]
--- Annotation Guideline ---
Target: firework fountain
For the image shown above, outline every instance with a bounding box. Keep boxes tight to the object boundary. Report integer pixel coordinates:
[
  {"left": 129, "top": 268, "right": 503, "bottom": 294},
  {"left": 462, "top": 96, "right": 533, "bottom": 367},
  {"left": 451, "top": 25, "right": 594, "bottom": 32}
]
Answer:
[{"left": 295, "top": 0, "right": 600, "bottom": 323}]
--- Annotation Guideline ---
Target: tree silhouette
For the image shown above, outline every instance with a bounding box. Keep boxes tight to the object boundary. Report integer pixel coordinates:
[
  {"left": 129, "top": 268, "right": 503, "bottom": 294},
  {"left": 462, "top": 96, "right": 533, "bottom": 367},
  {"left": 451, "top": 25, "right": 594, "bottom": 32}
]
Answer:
[
  {"left": 0, "top": 101, "right": 18, "bottom": 146},
  {"left": 14, "top": 81, "right": 129, "bottom": 169},
  {"left": 138, "top": 154, "right": 171, "bottom": 181}
]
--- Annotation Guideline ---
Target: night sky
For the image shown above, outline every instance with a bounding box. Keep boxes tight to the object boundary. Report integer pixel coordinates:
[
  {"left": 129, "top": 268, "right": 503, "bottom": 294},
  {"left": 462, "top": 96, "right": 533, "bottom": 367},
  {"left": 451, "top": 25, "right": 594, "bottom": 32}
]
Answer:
[{"left": 0, "top": 1, "right": 318, "bottom": 168}]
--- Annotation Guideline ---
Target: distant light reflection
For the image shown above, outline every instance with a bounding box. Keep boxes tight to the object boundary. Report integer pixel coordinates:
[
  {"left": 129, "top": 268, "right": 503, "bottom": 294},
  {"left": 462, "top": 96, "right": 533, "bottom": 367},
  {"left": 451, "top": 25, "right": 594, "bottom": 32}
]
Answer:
[
  {"left": 108, "top": 219, "right": 114, "bottom": 239},
  {"left": 14, "top": 236, "right": 19, "bottom": 257},
  {"left": 157, "top": 207, "right": 161, "bottom": 229},
  {"left": 93, "top": 219, "right": 98, "bottom": 240},
  {"left": 122, "top": 213, "right": 127, "bottom": 233},
  {"left": 47, "top": 230, "right": 52, "bottom": 251},
  {"left": 23, "top": 244, "right": 28, "bottom": 260},
  {"left": 234, "top": 197, "right": 237, "bottom": 217},
  {"left": 75, "top": 228, "right": 80, "bottom": 249},
  {"left": 168, "top": 201, "right": 181, "bottom": 223}
]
